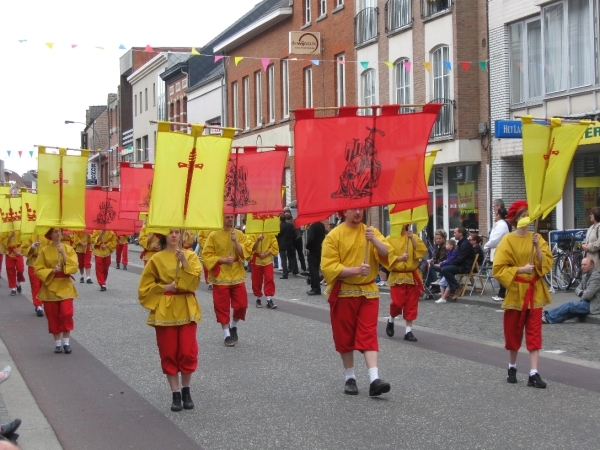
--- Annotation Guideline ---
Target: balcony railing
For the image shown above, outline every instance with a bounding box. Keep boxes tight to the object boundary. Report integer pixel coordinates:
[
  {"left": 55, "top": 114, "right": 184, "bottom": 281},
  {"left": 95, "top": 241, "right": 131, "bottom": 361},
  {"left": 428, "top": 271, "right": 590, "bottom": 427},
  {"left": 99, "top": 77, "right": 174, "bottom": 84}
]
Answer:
[
  {"left": 386, "top": 0, "right": 412, "bottom": 32},
  {"left": 355, "top": 7, "right": 378, "bottom": 46},
  {"left": 422, "top": 0, "right": 452, "bottom": 19},
  {"left": 429, "top": 98, "right": 454, "bottom": 139}
]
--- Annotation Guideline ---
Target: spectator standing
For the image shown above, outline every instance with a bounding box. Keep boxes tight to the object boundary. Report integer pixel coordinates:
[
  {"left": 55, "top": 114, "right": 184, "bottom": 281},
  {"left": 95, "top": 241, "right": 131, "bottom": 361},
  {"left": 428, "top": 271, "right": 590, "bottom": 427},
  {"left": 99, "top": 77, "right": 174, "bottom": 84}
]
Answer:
[
  {"left": 484, "top": 206, "right": 511, "bottom": 301},
  {"left": 582, "top": 206, "right": 600, "bottom": 270},
  {"left": 277, "top": 214, "right": 297, "bottom": 279},
  {"left": 305, "top": 221, "right": 326, "bottom": 295}
]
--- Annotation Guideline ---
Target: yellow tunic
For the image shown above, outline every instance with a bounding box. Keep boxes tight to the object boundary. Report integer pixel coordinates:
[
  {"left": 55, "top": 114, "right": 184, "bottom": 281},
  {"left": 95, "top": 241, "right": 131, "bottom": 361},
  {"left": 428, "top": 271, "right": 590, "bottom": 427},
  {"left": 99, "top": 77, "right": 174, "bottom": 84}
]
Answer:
[
  {"left": 61, "top": 234, "right": 73, "bottom": 246},
  {"left": 321, "top": 223, "right": 393, "bottom": 298},
  {"left": 197, "top": 230, "right": 212, "bottom": 248},
  {"left": 139, "top": 226, "right": 162, "bottom": 261},
  {"left": 117, "top": 235, "right": 129, "bottom": 244},
  {"left": 90, "top": 230, "right": 117, "bottom": 257},
  {"left": 138, "top": 250, "right": 202, "bottom": 326},
  {"left": 0, "top": 231, "right": 22, "bottom": 257},
  {"left": 493, "top": 232, "right": 553, "bottom": 311},
  {"left": 71, "top": 232, "right": 91, "bottom": 254},
  {"left": 182, "top": 230, "right": 197, "bottom": 249},
  {"left": 22, "top": 234, "right": 50, "bottom": 266},
  {"left": 247, "top": 234, "right": 279, "bottom": 266},
  {"left": 202, "top": 229, "right": 252, "bottom": 285},
  {"left": 385, "top": 234, "right": 428, "bottom": 286},
  {"left": 33, "top": 244, "right": 79, "bottom": 301},
  {"left": 0, "top": 233, "right": 6, "bottom": 255}
]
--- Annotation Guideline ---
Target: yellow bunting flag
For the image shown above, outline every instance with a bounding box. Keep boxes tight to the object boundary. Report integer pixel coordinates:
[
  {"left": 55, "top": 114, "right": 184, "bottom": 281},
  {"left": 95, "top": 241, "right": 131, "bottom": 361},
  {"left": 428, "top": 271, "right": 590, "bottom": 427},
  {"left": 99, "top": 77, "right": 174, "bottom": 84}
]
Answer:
[
  {"left": 148, "top": 122, "right": 234, "bottom": 230},
  {"left": 384, "top": 61, "right": 393, "bottom": 69},
  {"left": 423, "top": 62, "right": 431, "bottom": 73},
  {"left": 246, "top": 214, "right": 280, "bottom": 235},
  {"left": 234, "top": 56, "right": 244, "bottom": 66},
  {"left": 522, "top": 116, "right": 590, "bottom": 220},
  {"left": 0, "top": 195, "right": 22, "bottom": 232},
  {"left": 191, "top": 47, "right": 201, "bottom": 56},
  {"left": 21, "top": 191, "right": 37, "bottom": 237},
  {"left": 36, "top": 147, "right": 89, "bottom": 230},
  {"left": 45, "top": 43, "right": 54, "bottom": 49}
]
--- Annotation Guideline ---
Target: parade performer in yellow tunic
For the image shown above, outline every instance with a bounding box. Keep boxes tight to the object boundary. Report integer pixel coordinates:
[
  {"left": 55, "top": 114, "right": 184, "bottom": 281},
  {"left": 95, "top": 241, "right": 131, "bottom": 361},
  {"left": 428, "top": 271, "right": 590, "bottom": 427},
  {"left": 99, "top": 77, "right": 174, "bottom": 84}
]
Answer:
[
  {"left": 72, "top": 231, "right": 93, "bottom": 284},
  {"left": 321, "top": 209, "right": 394, "bottom": 397},
  {"left": 139, "top": 225, "right": 162, "bottom": 266},
  {"left": 384, "top": 224, "right": 428, "bottom": 342},
  {"left": 0, "top": 234, "right": 5, "bottom": 284},
  {"left": 181, "top": 230, "right": 197, "bottom": 250},
  {"left": 33, "top": 228, "right": 78, "bottom": 354},
  {"left": 115, "top": 234, "right": 130, "bottom": 270},
  {"left": 202, "top": 215, "right": 252, "bottom": 347},
  {"left": 197, "top": 229, "right": 212, "bottom": 288},
  {"left": 22, "top": 233, "right": 49, "bottom": 317},
  {"left": 1, "top": 231, "right": 25, "bottom": 296},
  {"left": 90, "top": 230, "right": 117, "bottom": 292},
  {"left": 248, "top": 233, "right": 279, "bottom": 309},
  {"left": 138, "top": 229, "right": 202, "bottom": 412},
  {"left": 493, "top": 200, "right": 553, "bottom": 389}
]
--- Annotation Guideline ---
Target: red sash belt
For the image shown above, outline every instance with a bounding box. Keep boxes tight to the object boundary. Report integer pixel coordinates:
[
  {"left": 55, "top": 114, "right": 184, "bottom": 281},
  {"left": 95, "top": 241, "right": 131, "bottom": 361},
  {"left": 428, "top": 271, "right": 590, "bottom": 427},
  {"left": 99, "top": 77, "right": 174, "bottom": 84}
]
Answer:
[
  {"left": 211, "top": 258, "right": 241, "bottom": 278},
  {"left": 164, "top": 291, "right": 196, "bottom": 297},
  {"left": 514, "top": 275, "right": 541, "bottom": 328},
  {"left": 328, "top": 279, "right": 376, "bottom": 308},
  {"left": 391, "top": 269, "right": 423, "bottom": 290},
  {"left": 54, "top": 272, "right": 75, "bottom": 281}
]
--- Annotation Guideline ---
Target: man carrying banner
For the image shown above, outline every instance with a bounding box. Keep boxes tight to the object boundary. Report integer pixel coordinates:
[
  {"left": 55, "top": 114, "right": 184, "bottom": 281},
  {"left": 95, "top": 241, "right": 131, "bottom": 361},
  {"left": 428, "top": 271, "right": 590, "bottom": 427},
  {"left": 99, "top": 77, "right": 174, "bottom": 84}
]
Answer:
[
  {"left": 1, "top": 232, "right": 25, "bottom": 296},
  {"left": 384, "top": 224, "right": 428, "bottom": 342},
  {"left": 22, "top": 233, "right": 48, "bottom": 317},
  {"left": 321, "top": 209, "right": 393, "bottom": 396},
  {"left": 115, "top": 234, "right": 130, "bottom": 270},
  {"left": 72, "top": 231, "right": 93, "bottom": 284},
  {"left": 139, "top": 225, "right": 162, "bottom": 266},
  {"left": 90, "top": 230, "right": 117, "bottom": 292},
  {"left": 248, "top": 233, "right": 278, "bottom": 309},
  {"left": 202, "top": 214, "right": 252, "bottom": 347},
  {"left": 34, "top": 228, "right": 78, "bottom": 354}
]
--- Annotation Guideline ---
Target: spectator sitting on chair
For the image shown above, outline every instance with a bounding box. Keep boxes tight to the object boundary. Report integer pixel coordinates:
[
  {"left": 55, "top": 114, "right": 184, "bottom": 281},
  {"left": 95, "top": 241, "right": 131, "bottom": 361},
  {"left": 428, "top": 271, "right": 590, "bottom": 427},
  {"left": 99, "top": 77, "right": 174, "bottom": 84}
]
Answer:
[
  {"left": 439, "top": 227, "right": 475, "bottom": 300},
  {"left": 542, "top": 257, "right": 600, "bottom": 324},
  {"left": 470, "top": 235, "right": 486, "bottom": 269},
  {"left": 426, "top": 229, "right": 447, "bottom": 287},
  {"left": 432, "top": 239, "right": 457, "bottom": 283}
]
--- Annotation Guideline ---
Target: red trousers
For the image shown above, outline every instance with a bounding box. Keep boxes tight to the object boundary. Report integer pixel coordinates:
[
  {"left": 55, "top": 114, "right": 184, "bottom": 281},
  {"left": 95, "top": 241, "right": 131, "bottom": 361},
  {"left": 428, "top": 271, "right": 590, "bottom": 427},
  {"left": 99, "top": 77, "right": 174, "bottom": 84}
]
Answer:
[
  {"left": 28, "top": 266, "right": 43, "bottom": 308},
  {"left": 77, "top": 248, "right": 92, "bottom": 269},
  {"left": 6, "top": 255, "right": 25, "bottom": 289},
  {"left": 504, "top": 308, "right": 543, "bottom": 352},
  {"left": 251, "top": 263, "right": 275, "bottom": 297},
  {"left": 116, "top": 243, "right": 128, "bottom": 265},
  {"left": 212, "top": 284, "right": 248, "bottom": 324},
  {"left": 390, "top": 284, "right": 420, "bottom": 321},
  {"left": 95, "top": 255, "right": 111, "bottom": 286},
  {"left": 43, "top": 299, "right": 74, "bottom": 334},
  {"left": 202, "top": 265, "right": 209, "bottom": 284},
  {"left": 155, "top": 323, "right": 198, "bottom": 376},
  {"left": 330, "top": 296, "right": 379, "bottom": 353}
]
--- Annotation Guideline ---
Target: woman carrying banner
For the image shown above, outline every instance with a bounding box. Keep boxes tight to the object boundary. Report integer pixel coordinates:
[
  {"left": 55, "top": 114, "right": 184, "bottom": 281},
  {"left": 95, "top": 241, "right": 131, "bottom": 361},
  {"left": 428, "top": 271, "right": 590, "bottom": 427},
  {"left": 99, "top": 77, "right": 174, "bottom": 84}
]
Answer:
[
  {"left": 248, "top": 233, "right": 279, "bottom": 309},
  {"left": 90, "top": 230, "right": 117, "bottom": 292},
  {"left": 493, "top": 200, "right": 553, "bottom": 389},
  {"left": 72, "top": 231, "right": 93, "bottom": 284},
  {"left": 33, "top": 228, "right": 78, "bottom": 354},
  {"left": 138, "top": 229, "right": 202, "bottom": 412},
  {"left": 21, "top": 233, "right": 49, "bottom": 317}
]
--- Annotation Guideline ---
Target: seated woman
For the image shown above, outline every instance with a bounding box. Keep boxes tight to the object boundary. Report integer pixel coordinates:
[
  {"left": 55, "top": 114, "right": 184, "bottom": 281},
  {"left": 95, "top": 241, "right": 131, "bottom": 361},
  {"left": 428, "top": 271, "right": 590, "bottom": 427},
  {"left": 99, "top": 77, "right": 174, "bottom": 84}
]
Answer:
[
  {"left": 434, "top": 239, "right": 458, "bottom": 304},
  {"left": 426, "top": 229, "right": 447, "bottom": 287},
  {"left": 470, "top": 235, "right": 486, "bottom": 267}
]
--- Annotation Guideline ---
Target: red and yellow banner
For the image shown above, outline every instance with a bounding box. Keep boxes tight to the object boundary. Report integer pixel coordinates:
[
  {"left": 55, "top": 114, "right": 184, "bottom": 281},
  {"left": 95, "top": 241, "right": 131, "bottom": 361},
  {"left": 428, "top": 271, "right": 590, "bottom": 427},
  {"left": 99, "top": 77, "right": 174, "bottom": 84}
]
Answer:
[
  {"left": 21, "top": 192, "right": 37, "bottom": 237},
  {"left": 245, "top": 213, "right": 280, "bottom": 235},
  {"left": 0, "top": 195, "right": 22, "bottom": 232}
]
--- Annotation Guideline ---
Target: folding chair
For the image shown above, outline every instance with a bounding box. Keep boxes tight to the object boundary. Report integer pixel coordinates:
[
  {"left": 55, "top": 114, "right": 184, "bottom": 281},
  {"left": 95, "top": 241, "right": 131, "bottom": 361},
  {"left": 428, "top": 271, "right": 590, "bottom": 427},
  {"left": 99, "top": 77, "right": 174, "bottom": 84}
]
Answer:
[
  {"left": 455, "top": 254, "right": 479, "bottom": 297},
  {"left": 469, "top": 254, "right": 497, "bottom": 297}
]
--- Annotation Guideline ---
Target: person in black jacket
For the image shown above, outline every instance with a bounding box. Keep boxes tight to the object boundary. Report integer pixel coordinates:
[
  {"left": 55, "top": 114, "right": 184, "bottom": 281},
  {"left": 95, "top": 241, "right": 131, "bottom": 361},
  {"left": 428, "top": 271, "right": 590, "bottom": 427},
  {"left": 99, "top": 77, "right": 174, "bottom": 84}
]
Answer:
[
  {"left": 439, "top": 227, "right": 475, "bottom": 300},
  {"left": 277, "top": 214, "right": 297, "bottom": 279},
  {"left": 305, "top": 221, "right": 326, "bottom": 295}
]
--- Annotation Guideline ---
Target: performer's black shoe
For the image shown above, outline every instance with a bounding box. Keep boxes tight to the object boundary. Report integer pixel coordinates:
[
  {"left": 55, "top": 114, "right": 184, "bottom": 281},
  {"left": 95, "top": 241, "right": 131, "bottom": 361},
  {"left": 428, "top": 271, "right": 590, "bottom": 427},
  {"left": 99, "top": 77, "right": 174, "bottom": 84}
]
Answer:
[
  {"left": 229, "top": 327, "right": 238, "bottom": 342},
  {"left": 344, "top": 378, "right": 358, "bottom": 395},
  {"left": 54, "top": 346, "right": 63, "bottom": 354},
  {"left": 100, "top": 285, "right": 107, "bottom": 292},
  {"left": 9, "top": 290, "right": 15, "bottom": 297},
  {"left": 386, "top": 321, "right": 394, "bottom": 337},
  {"left": 123, "top": 265, "right": 127, "bottom": 270},
  {"left": 16, "top": 285, "right": 22, "bottom": 294},
  {"left": 86, "top": 278, "right": 93, "bottom": 284},
  {"left": 369, "top": 379, "right": 391, "bottom": 397},
  {"left": 256, "top": 299, "right": 263, "bottom": 308},
  {"left": 63, "top": 344, "right": 72, "bottom": 354},
  {"left": 224, "top": 336, "right": 235, "bottom": 347},
  {"left": 0, "top": 419, "right": 21, "bottom": 437},
  {"left": 116, "top": 263, "right": 120, "bottom": 269},
  {"left": 404, "top": 331, "right": 417, "bottom": 342},
  {"left": 507, "top": 367, "right": 517, "bottom": 384},
  {"left": 279, "top": 276, "right": 288, "bottom": 279},
  {"left": 80, "top": 277, "right": 84, "bottom": 283},
  {"left": 307, "top": 290, "right": 321, "bottom": 296},
  {"left": 171, "top": 391, "right": 183, "bottom": 412},
  {"left": 36, "top": 307, "right": 44, "bottom": 317},
  {"left": 527, "top": 373, "right": 547, "bottom": 389},
  {"left": 266, "top": 299, "right": 277, "bottom": 309},
  {"left": 181, "top": 386, "right": 194, "bottom": 410}
]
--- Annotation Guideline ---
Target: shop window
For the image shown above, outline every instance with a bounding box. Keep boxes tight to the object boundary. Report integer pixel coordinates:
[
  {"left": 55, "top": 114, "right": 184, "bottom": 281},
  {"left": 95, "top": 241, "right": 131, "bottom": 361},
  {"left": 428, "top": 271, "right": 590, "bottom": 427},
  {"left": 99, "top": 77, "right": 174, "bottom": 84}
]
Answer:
[{"left": 448, "top": 165, "right": 479, "bottom": 234}]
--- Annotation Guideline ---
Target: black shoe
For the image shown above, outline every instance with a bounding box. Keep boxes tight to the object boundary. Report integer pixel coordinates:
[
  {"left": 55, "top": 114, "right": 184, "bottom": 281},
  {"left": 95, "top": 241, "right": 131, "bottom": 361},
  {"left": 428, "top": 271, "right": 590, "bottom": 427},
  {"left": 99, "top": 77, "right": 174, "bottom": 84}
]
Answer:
[
  {"left": 0, "top": 419, "right": 21, "bottom": 437},
  {"left": 266, "top": 299, "right": 277, "bottom": 309},
  {"left": 292, "top": 272, "right": 299, "bottom": 276},
  {"left": 279, "top": 276, "right": 288, "bottom": 279},
  {"left": 116, "top": 263, "right": 120, "bottom": 269},
  {"left": 10, "top": 290, "right": 15, "bottom": 296},
  {"left": 80, "top": 277, "right": 84, "bottom": 283},
  {"left": 100, "top": 285, "right": 107, "bottom": 291},
  {"left": 386, "top": 321, "right": 394, "bottom": 337},
  {"left": 171, "top": 391, "right": 183, "bottom": 412},
  {"left": 307, "top": 290, "right": 321, "bottom": 296},
  {"left": 369, "top": 378, "right": 391, "bottom": 397},
  {"left": 527, "top": 373, "right": 547, "bottom": 389},
  {"left": 229, "top": 327, "right": 238, "bottom": 342},
  {"left": 63, "top": 344, "right": 72, "bottom": 354},
  {"left": 36, "top": 307, "right": 44, "bottom": 317},
  {"left": 86, "top": 278, "right": 93, "bottom": 284},
  {"left": 404, "top": 331, "right": 417, "bottom": 342},
  {"left": 224, "top": 336, "right": 235, "bottom": 347},
  {"left": 507, "top": 367, "right": 517, "bottom": 384},
  {"left": 301, "top": 271, "right": 310, "bottom": 276},
  {"left": 181, "top": 386, "right": 194, "bottom": 410},
  {"left": 16, "top": 285, "right": 21, "bottom": 294},
  {"left": 344, "top": 378, "right": 358, "bottom": 395},
  {"left": 256, "top": 299, "right": 263, "bottom": 308},
  {"left": 123, "top": 265, "right": 127, "bottom": 270},
  {"left": 54, "top": 346, "right": 63, "bottom": 354}
]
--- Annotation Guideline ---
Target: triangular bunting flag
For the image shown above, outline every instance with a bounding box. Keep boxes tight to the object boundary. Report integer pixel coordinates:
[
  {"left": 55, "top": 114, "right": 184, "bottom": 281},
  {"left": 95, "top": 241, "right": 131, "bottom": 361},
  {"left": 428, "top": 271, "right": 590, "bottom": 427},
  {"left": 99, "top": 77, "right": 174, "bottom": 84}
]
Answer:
[
  {"left": 29, "top": 151, "right": 33, "bottom": 158},
  {"left": 119, "top": 44, "right": 126, "bottom": 50},
  {"left": 261, "top": 58, "right": 270, "bottom": 71},
  {"left": 460, "top": 61, "right": 470, "bottom": 72},
  {"left": 6, "top": 151, "right": 10, "bottom": 157},
  {"left": 18, "top": 40, "right": 27, "bottom": 43},
  {"left": 311, "top": 60, "right": 320, "bottom": 66},
  {"left": 18, "top": 151, "right": 22, "bottom": 158},
  {"left": 384, "top": 61, "right": 393, "bottom": 69},
  {"left": 423, "top": 62, "right": 431, "bottom": 73},
  {"left": 337, "top": 59, "right": 345, "bottom": 65},
  {"left": 360, "top": 62, "right": 369, "bottom": 70},
  {"left": 443, "top": 61, "right": 452, "bottom": 71},
  {"left": 234, "top": 56, "right": 244, "bottom": 66},
  {"left": 144, "top": 44, "right": 154, "bottom": 52},
  {"left": 95, "top": 46, "right": 104, "bottom": 50},
  {"left": 214, "top": 55, "right": 224, "bottom": 62},
  {"left": 479, "top": 61, "right": 488, "bottom": 71},
  {"left": 403, "top": 61, "right": 412, "bottom": 72},
  {"left": 191, "top": 47, "right": 201, "bottom": 56},
  {"left": 45, "top": 43, "right": 54, "bottom": 49},
  {"left": 71, "top": 44, "right": 78, "bottom": 48}
]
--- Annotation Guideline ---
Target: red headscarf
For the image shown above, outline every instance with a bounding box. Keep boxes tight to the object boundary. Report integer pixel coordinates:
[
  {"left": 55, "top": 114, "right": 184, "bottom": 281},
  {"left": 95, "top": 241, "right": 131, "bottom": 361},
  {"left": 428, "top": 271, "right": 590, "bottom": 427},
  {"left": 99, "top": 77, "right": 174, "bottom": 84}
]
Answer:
[{"left": 506, "top": 200, "right": 528, "bottom": 226}]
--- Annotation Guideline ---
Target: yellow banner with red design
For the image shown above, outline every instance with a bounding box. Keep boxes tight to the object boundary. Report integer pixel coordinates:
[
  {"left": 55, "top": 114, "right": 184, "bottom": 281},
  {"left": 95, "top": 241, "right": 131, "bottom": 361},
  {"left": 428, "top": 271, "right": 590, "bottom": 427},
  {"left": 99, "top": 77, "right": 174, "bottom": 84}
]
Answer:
[{"left": 0, "top": 195, "right": 22, "bottom": 232}]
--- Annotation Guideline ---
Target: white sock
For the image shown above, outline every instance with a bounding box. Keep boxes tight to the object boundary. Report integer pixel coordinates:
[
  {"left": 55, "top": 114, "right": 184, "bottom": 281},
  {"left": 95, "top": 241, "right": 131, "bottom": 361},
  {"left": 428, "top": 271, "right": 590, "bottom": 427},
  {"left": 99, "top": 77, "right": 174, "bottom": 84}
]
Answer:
[
  {"left": 55, "top": 340, "right": 61, "bottom": 347},
  {"left": 223, "top": 328, "right": 230, "bottom": 338},
  {"left": 230, "top": 320, "right": 238, "bottom": 328},
  {"left": 267, "top": 297, "right": 271, "bottom": 301},
  {"left": 529, "top": 369, "right": 537, "bottom": 376},
  {"left": 508, "top": 364, "right": 516, "bottom": 369},
  {"left": 388, "top": 316, "right": 394, "bottom": 323},
  {"left": 405, "top": 326, "right": 412, "bottom": 334},
  {"left": 368, "top": 367, "right": 379, "bottom": 383},
  {"left": 62, "top": 338, "right": 70, "bottom": 346},
  {"left": 344, "top": 367, "right": 355, "bottom": 381},
  {"left": 87, "top": 276, "right": 91, "bottom": 280}
]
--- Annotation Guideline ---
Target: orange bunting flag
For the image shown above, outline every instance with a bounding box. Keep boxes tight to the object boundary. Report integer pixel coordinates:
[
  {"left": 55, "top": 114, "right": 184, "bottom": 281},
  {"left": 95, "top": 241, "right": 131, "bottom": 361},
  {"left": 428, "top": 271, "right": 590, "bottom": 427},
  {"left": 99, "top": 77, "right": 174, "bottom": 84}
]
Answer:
[
  {"left": 148, "top": 122, "right": 234, "bottom": 230},
  {"left": 36, "top": 147, "right": 88, "bottom": 230},
  {"left": 21, "top": 191, "right": 37, "bottom": 237},
  {"left": 0, "top": 195, "right": 22, "bottom": 233}
]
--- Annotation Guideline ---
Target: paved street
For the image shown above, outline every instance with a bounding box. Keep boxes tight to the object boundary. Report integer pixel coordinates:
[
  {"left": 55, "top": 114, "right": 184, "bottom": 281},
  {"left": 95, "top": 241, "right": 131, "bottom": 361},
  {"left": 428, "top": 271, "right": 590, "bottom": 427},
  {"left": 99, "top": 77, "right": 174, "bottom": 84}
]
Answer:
[{"left": 0, "top": 246, "right": 599, "bottom": 449}]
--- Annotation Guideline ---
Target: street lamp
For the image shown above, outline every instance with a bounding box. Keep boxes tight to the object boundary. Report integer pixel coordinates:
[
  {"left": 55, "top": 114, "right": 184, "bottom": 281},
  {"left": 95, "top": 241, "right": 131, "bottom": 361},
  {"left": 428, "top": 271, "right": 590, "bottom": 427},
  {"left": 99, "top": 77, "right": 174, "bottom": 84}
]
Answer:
[{"left": 65, "top": 120, "right": 100, "bottom": 151}]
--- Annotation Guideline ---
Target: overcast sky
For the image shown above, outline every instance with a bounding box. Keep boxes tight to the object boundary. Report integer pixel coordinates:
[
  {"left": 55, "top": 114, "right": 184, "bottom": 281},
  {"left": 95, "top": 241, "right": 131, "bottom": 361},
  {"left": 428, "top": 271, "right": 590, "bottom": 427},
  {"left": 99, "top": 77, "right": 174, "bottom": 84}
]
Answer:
[{"left": 0, "top": 0, "right": 258, "bottom": 176}]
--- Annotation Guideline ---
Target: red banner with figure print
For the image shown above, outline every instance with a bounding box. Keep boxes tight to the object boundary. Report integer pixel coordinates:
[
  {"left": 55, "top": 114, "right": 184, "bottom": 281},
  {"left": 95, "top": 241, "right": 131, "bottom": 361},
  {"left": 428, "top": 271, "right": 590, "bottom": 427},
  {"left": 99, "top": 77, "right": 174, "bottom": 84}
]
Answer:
[
  {"left": 119, "top": 162, "right": 154, "bottom": 217},
  {"left": 85, "top": 187, "right": 136, "bottom": 233},
  {"left": 223, "top": 146, "right": 288, "bottom": 215},
  {"left": 293, "top": 104, "right": 442, "bottom": 226}
]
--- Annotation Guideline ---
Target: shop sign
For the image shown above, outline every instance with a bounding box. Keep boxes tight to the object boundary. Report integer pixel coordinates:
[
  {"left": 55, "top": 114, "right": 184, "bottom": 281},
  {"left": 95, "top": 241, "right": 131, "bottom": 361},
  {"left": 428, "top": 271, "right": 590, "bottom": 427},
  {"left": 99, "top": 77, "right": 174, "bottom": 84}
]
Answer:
[
  {"left": 289, "top": 32, "right": 320, "bottom": 55},
  {"left": 580, "top": 122, "right": 600, "bottom": 146},
  {"left": 495, "top": 120, "right": 522, "bottom": 138}
]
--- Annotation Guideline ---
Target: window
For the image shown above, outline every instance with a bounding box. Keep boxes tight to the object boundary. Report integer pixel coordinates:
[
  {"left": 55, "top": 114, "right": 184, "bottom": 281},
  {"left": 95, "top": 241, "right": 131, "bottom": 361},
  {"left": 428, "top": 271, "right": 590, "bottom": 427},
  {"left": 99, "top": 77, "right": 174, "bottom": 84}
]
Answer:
[
  {"left": 282, "top": 60, "right": 290, "bottom": 118},
  {"left": 395, "top": 59, "right": 411, "bottom": 111},
  {"left": 255, "top": 71, "right": 262, "bottom": 127},
  {"left": 232, "top": 81, "right": 239, "bottom": 129},
  {"left": 182, "top": 78, "right": 187, "bottom": 89},
  {"left": 337, "top": 0, "right": 344, "bottom": 6},
  {"left": 139, "top": 92, "right": 143, "bottom": 114},
  {"left": 142, "top": 135, "right": 149, "bottom": 161},
  {"left": 169, "top": 86, "right": 174, "bottom": 95},
  {"left": 243, "top": 77, "right": 250, "bottom": 130},
  {"left": 153, "top": 83, "right": 156, "bottom": 106},
  {"left": 134, "top": 94, "right": 137, "bottom": 116},
  {"left": 176, "top": 82, "right": 181, "bottom": 92},
  {"left": 509, "top": 19, "right": 542, "bottom": 103},
  {"left": 388, "top": 0, "right": 411, "bottom": 31},
  {"left": 361, "top": 69, "right": 376, "bottom": 113},
  {"left": 319, "top": 0, "right": 326, "bottom": 16},
  {"left": 145, "top": 88, "right": 148, "bottom": 111},
  {"left": 355, "top": 0, "right": 377, "bottom": 45},
  {"left": 432, "top": 46, "right": 451, "bottom": 99},
  {"left": 304, "top": 0, "right": 311, "bottom": 24},
  {"left": 423, "top": 0, "right": 451, "bottom": 18},
  {"left": 267, "top": 65, "right": 275, "bottom": 123},
  {"left": 304, "top": 67, "right": 313, "bottom": 108},
  {"left": 135, "top": 138, "right": 142, "bottom": 162},
  {"left": 336, "top": 54, "right": 346, "bottom": 106}
]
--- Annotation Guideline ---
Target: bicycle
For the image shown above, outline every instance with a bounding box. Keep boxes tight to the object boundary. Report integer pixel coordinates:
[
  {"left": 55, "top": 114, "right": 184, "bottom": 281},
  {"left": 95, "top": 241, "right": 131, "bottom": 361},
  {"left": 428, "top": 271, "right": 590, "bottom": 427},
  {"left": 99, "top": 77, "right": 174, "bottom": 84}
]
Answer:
[{"left": 546, "top": 233, "right": 584, "bottom": 291}]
